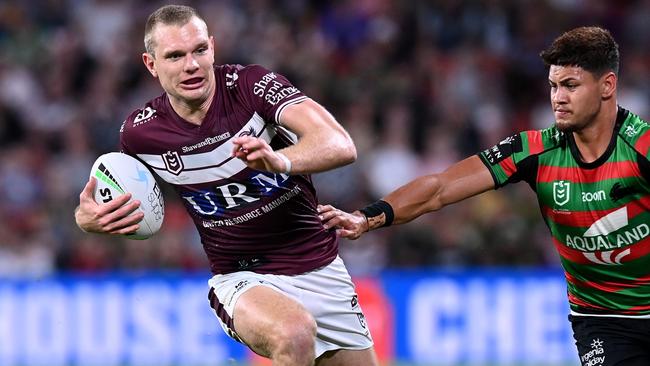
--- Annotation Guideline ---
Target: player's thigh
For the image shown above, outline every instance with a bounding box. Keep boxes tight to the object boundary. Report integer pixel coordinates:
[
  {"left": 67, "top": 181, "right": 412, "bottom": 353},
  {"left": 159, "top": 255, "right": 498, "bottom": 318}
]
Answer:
[
  {"left": 234, "top": 285, "right": 317, "bottom": 356},
  {"left": 315, "top": 347, "right": 378, "bottom": 366},
  {"left": 570, "top": 315, "right": 650, "bottom": 366}
]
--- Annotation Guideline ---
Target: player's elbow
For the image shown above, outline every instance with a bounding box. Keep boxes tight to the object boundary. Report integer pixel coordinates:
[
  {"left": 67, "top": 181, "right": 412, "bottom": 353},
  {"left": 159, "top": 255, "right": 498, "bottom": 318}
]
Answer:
[
  {"left": 423, "top": 175, "right": 446, "bottom": 212},
  {"left": 333, "top": 133, "right": 357, "bottom": 165},
  {"left": 341, "top": 142, "right": 357, "bottom": 165}
]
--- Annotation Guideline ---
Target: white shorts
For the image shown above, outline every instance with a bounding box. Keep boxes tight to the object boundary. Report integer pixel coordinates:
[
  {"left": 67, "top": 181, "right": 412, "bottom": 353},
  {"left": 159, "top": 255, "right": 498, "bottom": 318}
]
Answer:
[{"left": 207, "top": 256, "right": 373, "bottom": 357}]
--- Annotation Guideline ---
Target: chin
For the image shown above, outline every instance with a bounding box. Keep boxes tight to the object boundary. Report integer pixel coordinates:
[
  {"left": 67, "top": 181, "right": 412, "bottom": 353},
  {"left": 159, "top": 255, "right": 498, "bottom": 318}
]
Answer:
[
  {"left": 180, "top": 89, "right": 208, "bottom": 103},
  {"left": 555, "top": 120, "right": 576, "bottom": 133}
]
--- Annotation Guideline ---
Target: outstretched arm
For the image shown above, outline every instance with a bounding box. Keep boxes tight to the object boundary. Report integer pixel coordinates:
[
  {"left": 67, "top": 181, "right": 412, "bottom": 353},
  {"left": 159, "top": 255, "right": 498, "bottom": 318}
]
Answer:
[
  {"left": 319, "top": 155, "right": 495, "bottom": 238},
  {"left": 231, "top": 98, "right": 356, "bottom": 174}
]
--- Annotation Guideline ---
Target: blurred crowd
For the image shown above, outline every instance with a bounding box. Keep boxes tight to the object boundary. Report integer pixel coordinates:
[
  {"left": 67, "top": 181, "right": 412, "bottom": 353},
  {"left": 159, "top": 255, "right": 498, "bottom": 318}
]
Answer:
[{"left": 1, "top": 0, "right": 649, "bottom": 277}]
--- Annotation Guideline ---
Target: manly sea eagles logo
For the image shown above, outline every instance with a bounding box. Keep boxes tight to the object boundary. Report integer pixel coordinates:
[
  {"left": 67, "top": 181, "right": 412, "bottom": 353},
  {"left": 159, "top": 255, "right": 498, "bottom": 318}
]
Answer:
[
  {"left": 162, "top": 150, "right": 183, "bottom": 175},
  {"left": 238, "top": 126, "right": 257, "bottom": 137},
  {"left": 553, "top": 180, "right": 570, "bottom": 206}
]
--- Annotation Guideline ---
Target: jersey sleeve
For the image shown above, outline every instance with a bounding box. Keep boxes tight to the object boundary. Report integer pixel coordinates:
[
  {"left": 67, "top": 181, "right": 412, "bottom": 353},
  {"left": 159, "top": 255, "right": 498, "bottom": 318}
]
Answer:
[
  {"left": 238, "top": 64, "right": 308, "bottom": 124},
  {"left": 629, "top": 119, "right": 650, "bottom": 160},
  {"left": 119, "top": 114, "right": 136, "bottom": 155},
  {"left": 477, "top": 130, "right": 546, "bottom": 188},
  {"left": 625, "top": 113, "right": 650, "bottom": 180}
]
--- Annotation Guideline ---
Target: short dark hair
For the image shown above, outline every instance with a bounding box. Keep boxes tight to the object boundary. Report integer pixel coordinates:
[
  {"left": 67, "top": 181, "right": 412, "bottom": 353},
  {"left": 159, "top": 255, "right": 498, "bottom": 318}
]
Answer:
[
  {"left": 144, "top": 5, "right": 206, "bottom": 57},
  {"left": 540, "top": 26, "right": 619, "bottom": 76}
]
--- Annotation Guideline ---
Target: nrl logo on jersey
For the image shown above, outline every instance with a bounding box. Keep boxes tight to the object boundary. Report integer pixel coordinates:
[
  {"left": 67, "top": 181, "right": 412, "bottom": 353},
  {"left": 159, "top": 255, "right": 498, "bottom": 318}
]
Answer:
[
  {"left": 162, "top": 150, "right": 184, "bottom": 175},
  {"left": 553, "top": 180, "right": 570, "bottom": 206}
]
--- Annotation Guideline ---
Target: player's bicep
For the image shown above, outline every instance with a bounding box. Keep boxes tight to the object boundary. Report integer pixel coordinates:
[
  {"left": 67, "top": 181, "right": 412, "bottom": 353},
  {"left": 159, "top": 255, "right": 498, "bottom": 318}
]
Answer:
[
  {"left": 279, "top": 98, "right": 347, "bottom": 138},
  {"left": 438, "top": 155, "right": 495, "bottom": 206}
]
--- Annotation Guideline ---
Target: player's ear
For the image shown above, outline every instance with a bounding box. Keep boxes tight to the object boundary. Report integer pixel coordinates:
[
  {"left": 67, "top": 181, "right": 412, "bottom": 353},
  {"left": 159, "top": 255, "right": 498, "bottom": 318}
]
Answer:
[
  {"left": 142, "top": 52, "right": 158, "bottom": 78},
  {"left": 601, "top": 71, "right": 616, "bottom": 99},
  {"left": 209, "top": 36, "right": 216, "bottom": 58}
]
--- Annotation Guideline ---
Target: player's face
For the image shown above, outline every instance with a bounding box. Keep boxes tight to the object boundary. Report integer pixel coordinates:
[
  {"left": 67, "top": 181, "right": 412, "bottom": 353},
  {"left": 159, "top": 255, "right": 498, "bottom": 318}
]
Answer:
[
  {"left": 548, "top": 65, "right": 604, "bottom": 133},
  {"left": 144, "top": 17, "right": 215, "bottom": 107}
]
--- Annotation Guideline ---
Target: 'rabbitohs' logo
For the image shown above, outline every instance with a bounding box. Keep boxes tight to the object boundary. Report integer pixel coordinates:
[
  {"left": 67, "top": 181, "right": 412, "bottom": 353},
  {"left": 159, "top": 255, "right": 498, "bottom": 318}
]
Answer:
[{"left": 553, "top": 180, "right": 570, "bottom": 206}]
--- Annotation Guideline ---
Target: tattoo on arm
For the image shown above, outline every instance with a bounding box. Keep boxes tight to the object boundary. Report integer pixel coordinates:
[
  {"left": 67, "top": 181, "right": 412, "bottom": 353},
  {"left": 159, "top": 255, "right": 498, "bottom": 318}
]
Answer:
[{"left": 367, "top": 214, "right": 386, "bottom": 231}]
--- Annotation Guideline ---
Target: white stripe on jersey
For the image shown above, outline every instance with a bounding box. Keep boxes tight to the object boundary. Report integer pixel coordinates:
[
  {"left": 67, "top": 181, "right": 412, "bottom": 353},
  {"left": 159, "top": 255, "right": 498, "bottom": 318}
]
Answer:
[
  {"left": 137, "top": 112, "right": 276, "bottom": 185},
  {"left": 274, "top": 96, "right": 308, "bottom": 124}
]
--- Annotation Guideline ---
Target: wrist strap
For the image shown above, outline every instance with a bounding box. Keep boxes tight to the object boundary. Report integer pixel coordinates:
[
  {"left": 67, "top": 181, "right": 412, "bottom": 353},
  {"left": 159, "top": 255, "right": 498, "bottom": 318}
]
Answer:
[
  {"left": 277, "top": 152, "right": 292, "bottom": 174},
  {"left": 359, "top": 200, "right": 394, "bottom": 227}
]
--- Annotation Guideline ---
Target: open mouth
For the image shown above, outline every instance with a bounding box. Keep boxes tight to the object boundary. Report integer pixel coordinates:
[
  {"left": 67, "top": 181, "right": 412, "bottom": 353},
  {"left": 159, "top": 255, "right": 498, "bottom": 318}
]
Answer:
[{"left": 181, "top": 77, "right": 204, "bottom": 88}]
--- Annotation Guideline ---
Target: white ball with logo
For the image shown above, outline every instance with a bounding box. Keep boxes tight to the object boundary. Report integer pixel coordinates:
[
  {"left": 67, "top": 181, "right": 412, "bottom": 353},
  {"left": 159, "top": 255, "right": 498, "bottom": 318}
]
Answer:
[{"left": 89, "top": 152, "right": 165, "bottom": 240}]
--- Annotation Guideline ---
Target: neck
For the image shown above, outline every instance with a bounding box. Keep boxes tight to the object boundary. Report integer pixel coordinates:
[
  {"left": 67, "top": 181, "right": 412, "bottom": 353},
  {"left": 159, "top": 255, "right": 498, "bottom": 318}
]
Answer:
[
  {"left": 572, "top": 101, "right": 618, "bottom": 163},
  {"left": 168, "top": 85, "right": 215, "bottom": 126}
]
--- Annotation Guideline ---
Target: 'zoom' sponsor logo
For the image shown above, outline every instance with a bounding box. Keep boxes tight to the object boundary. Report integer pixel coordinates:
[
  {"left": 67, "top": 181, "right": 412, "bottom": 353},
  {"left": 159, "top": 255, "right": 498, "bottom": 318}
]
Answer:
[{"left": 582, "top": 190, "right": 606, "bottom": 202}]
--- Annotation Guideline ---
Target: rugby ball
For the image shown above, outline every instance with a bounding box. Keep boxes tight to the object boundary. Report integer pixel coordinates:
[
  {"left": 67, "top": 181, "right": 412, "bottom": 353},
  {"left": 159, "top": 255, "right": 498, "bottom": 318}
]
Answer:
[{"left": 89, "top": 152, "right": 164, "bottom": 240}]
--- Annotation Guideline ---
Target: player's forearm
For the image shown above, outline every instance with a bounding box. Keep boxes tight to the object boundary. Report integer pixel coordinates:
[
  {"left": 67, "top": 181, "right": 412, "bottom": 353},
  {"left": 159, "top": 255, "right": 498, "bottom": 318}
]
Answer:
[
  {"left": 362, "top": 156, "right": 496, "bottom": 231},
  {"left": 278, "top": 99, "right": 357, "bottom": 174},
  {"left": 384, "top": 174, "right": 444, "bottom": 225},
  {"left": 358, "top": 174, "right": 444, "bottom": 232},
  {"left": 277, "top": 131, "right": 356, "bottom": 174}
]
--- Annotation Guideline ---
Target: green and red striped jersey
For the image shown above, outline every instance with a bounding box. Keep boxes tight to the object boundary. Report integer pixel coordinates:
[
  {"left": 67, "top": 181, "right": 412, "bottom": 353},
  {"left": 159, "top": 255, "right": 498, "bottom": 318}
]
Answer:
[{"left": 478, "top": 107, "right": 650, "bottom": 317}]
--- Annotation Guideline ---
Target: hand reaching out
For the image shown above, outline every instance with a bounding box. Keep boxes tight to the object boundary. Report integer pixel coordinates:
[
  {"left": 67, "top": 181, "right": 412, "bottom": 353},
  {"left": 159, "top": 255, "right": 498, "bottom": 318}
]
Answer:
[
  {"left": 317, "top": 204, "right": 368, "bottom": 240},
  {"left": 232, "top": 135, "right": 289, "bottom": 173}
]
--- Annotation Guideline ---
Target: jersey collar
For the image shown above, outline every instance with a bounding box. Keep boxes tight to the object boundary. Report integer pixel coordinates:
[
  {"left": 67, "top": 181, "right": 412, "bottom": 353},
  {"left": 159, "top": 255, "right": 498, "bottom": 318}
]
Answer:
[{"left": 567, "top": 106, "right": 628, "bottom": 169}]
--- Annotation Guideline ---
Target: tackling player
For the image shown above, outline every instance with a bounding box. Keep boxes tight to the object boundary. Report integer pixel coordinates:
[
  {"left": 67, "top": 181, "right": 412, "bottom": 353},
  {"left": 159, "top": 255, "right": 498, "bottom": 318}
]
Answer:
[
  {"left": 75, "top": 4, "right": 378, "bottom": 366},
  {"left": 319, "top": 26, "right": 650, "bottom": 366}
]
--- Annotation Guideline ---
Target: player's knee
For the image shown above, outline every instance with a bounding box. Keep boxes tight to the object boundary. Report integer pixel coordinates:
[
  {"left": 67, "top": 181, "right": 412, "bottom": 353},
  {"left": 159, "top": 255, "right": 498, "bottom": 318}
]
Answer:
[{"left": 272, "top": 312, "right": 317, "bottom": 359}]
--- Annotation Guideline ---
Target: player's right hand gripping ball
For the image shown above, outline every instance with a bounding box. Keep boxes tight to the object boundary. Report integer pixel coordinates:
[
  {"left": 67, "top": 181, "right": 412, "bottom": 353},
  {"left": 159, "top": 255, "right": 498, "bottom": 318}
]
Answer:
[{"left": 90, "top": 152, "right": 165, "bottom": 240}]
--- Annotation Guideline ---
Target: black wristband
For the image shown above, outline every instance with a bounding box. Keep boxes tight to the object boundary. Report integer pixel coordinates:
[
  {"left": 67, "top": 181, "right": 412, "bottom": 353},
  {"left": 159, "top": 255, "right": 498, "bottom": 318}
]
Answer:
[{"left": 359, "top": 200, "right": 394, "bottom": 227}]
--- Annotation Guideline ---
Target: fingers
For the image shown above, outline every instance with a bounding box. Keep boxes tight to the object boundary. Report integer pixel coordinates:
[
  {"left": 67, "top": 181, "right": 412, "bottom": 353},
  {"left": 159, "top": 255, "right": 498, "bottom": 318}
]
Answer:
[
  {"left": 318, "top": 206, "right": 346, "bottom": 229},
  {"left": 317, "top": 204, "right": 336, "bottom": 214},
  {"left": 320, "top": 210, "right": 355, "bottom": 231},
  {"left": 97, "top": 192, "right": 135, "bottom": 216},
  {"left": 231, "top": 137, "right": 271, "bottom": 159},
  {"left": 231, "top": 141, "right": 246, "bottom": 158},
  {"left": 318, "top": 205, "right": 366, "bottom": 239},
  {"left": 105, "top": 210, "right": 144, "bottom": 234},
  {"left": 109, "top": 223, "right": 141, "bottom": 235},
  {"left": 99, "top": 199, "right": 143, "bottom": 230},
  {"left": 336, "top": 228, "right": 361, "bottom": 240},
  {"left": 232, "top": 137, "right": 285, "bottom": 173},
  {"left": 231, "top": 136, "right": 253, "bottom": 158},
  {"left": 79, "top": 177, "right": 97, "bottom": 202}
]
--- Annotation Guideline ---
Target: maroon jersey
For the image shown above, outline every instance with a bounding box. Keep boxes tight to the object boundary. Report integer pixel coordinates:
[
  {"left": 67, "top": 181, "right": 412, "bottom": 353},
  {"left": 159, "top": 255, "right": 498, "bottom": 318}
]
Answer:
[{"left": 120, "top": 64, "right": 338, "bottom": 275}]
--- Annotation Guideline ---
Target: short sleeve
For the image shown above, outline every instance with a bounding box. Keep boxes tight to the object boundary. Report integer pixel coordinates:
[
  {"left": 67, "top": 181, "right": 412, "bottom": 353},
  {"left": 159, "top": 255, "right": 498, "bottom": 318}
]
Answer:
[
  {"left": 238, "top": 64, "right": 308, "bottom": 124},
  {"left": 478, "top": 130, "right": 546, "bottom": 188}
]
